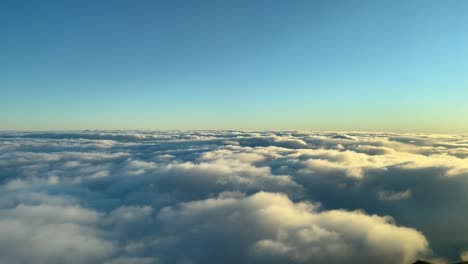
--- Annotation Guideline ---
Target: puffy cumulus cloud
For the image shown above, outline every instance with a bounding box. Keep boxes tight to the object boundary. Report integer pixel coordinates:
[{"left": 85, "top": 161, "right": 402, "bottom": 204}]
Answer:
[
  {"left": 275, "top": 147, "right": 468, "bottom": 179},
  {"left": 1, "top": 131, "right": 468, "bottom": 263},
  {"left": 154, "top": 146, "right": 303, "bottom": 199},
  {"left": 0, "top": 193, "right": 114, "bottom": 264},
  {"left": 158, "top": 161, "right": 302, "bottom": 199},
  {"left": 0, "top": 191, "right": 162, "bottom": 264},
  {"left": 261, "top": 143, "right": 468, "bottom": 259},
  {"left": 156, "top": 192, "right": 429, "bottom": 264}
]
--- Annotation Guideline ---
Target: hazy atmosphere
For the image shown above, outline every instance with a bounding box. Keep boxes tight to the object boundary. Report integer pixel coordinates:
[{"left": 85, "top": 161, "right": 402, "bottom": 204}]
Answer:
[{"left": 2, "top": 1, "right": 468, "bottom": 264}]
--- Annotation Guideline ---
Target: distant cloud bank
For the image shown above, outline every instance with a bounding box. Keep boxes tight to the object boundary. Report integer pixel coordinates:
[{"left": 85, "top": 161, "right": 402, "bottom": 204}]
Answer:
[{"left": 1, "top": 131, "right": 468, "bottom": 263}]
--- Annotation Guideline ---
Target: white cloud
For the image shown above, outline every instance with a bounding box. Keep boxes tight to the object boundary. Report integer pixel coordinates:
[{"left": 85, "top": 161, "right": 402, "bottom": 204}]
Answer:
[
  {"left": 157, "top": 192, "right": 429, "bottom": 264},
  {"left": 1, "top": 131, "right": 468, "bottom": 263},
  {"left": 0, "top": 194, "right": 114, "bottom": 264}
]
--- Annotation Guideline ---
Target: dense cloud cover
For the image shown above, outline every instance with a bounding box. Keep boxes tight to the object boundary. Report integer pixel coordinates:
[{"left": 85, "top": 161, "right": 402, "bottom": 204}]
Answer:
[{"left": 1, "top": 131, "right": 468, "bottom": 263}]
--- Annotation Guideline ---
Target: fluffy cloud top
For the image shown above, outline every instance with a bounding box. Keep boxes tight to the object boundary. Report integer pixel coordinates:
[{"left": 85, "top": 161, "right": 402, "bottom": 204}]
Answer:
[
  {"left": 1, "top": 131, "right": 468, "bottom": 263},
  {"left": 157, "top": 192, "right": 428, "bottom": 264}
]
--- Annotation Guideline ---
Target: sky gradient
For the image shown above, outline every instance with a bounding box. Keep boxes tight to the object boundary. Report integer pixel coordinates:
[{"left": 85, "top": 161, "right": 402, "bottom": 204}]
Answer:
[{"left": 2, "top": 0, "right": 468, "bottom": 132}]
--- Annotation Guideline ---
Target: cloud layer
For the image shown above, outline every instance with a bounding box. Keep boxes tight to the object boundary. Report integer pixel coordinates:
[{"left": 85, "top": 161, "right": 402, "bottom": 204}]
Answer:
[{"left": 1, "top": 131, "right": 468, "bottom": 263}]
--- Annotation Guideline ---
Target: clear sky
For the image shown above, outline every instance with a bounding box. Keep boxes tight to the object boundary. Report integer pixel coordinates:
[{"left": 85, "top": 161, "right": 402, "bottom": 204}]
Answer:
[{"left": 2, "top": 0, "right": 468, "bottom": 132}]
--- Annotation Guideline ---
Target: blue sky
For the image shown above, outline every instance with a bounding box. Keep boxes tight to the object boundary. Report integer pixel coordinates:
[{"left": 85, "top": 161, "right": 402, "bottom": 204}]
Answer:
[{"left": 2, "top": 0, "right": 468, "bottom": 132}]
